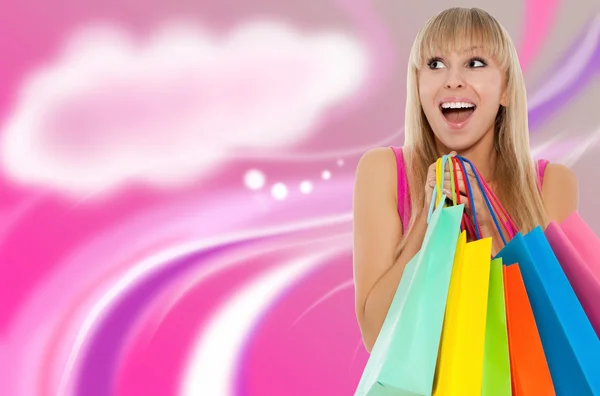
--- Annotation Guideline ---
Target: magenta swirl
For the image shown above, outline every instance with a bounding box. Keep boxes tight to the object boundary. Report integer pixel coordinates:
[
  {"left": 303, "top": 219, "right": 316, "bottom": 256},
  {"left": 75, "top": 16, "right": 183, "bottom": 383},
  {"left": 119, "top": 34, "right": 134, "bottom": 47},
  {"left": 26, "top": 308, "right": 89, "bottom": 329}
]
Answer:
[{"left": 1, "top": 2, "right": 599, "bottom": 396}]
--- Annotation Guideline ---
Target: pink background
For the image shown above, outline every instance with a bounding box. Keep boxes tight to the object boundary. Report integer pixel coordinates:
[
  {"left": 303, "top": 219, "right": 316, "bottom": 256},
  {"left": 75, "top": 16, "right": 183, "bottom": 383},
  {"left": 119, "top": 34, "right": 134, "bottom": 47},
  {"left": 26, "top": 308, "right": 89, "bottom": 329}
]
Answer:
[{"left": 1, "top": 0, "right": 599, "bottom": 395}]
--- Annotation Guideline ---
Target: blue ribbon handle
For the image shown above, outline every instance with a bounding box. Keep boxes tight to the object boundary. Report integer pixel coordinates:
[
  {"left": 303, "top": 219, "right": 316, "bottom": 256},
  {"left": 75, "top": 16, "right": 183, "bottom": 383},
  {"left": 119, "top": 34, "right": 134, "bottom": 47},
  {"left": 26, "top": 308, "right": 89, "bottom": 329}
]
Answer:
[{"left": 456, "top": 156, "right": 507, "bottom": 245}]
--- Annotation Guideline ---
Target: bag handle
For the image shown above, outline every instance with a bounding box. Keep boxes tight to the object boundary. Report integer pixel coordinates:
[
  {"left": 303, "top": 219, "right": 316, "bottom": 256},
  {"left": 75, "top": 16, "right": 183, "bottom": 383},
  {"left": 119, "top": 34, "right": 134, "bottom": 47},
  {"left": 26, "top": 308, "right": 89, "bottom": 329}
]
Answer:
[
  {"left": 427, "top": 155, "right": 450, "bottom": 223},
  {"left": 453, "top": 156, "right": 483, "bottom": 240},
  {"left": 472, "top": 167, "right": 518, "bottom": 238},
  {"left": 458, "top": 157, "right": 518, "bottom": 238},
  {"left": 451, "top": 156, "right": 477, "bottom": 238},
  {"left": 456, "top": 156, "right": 511, "bottom": 245}
]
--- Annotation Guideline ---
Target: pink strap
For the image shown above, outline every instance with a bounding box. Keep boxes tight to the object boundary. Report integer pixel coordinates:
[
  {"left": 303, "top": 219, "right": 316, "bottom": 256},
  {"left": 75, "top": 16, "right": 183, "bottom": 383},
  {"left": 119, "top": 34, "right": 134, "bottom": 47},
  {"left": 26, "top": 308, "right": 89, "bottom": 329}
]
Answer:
[
  {"left": 456, "top": 157, "right": 483, "bottom": 238},
  {"left": 473, "top": 167, "right": 518, "bottom": 238},
  {"left": 390, "top": 146, "right": 410, "bottom": 232},
  {"left": 451, "top": 157, "right": 476, "bottom": 236},
  {"left": 474, "top": 158, "right": 549, "bottom": 239}
]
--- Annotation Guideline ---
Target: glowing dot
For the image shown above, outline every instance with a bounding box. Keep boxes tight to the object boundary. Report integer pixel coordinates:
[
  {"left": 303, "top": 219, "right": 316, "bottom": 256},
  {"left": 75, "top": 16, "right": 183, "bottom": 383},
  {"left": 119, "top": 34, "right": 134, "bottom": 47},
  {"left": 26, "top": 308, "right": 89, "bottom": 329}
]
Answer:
[
  {"left": 337, "top": 159, "right": 344, "bottom": 167},
  {"left": 271, "top": 183, "right": 288, "bottom": 200},
  {"left": 321, "top": 170, "right": 331, "bottom": 180},
  {"left": 299, "top": 181, "right": 313, "bottom": 194},
  {"left": 244, "top": 169, "right": 266, "bottom": 190}
]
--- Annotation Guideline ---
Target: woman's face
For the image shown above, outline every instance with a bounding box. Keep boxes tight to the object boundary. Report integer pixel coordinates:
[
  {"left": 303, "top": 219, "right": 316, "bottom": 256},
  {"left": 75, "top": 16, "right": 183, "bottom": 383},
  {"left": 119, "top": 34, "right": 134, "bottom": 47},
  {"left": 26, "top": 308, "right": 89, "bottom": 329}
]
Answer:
[{"left": 418, "top": 46, "right": 507, "bottom": 153}]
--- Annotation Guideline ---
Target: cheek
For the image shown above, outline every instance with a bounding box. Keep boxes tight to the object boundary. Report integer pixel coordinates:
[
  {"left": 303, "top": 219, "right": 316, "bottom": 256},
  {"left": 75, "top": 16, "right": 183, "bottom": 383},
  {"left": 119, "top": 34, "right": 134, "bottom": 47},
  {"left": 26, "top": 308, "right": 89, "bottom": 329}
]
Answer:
[
  {"left": 470, "top": 74, "right": 504, "bottom": 102},
  {"left": 418, "top": 77, "right": 438, "bottom": 113}
]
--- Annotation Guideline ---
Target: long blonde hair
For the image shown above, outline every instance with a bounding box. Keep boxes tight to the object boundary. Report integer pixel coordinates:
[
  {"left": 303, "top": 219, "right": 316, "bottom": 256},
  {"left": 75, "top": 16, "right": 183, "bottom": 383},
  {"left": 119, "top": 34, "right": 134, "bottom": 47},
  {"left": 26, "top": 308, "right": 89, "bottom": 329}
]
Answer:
[{"left": 401, "top": 7, "right": 547, "bottom": 242}]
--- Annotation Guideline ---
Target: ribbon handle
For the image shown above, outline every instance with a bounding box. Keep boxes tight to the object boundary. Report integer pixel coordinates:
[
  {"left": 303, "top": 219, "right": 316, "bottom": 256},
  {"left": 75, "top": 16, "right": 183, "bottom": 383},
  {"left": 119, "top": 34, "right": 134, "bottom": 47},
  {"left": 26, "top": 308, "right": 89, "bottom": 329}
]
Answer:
[
  {"left": 456, "top": 156, "right": 515, "bottom": 245},
  {"left": 451, "top": 156, "right": 478, "bottom": 238},
  {"left": 427, "top": 155, "right": 451, "bottom": 223}
]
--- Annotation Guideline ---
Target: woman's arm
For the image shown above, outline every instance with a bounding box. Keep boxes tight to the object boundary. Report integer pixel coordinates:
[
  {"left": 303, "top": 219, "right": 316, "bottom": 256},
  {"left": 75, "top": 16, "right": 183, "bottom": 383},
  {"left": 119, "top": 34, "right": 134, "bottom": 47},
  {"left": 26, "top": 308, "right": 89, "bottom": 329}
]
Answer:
[
  {"left": 353, "top": 148, "right": 429, "bottom": 352},
  {"left": 541, "top": 163, "right": 579, "bottom": 223}
]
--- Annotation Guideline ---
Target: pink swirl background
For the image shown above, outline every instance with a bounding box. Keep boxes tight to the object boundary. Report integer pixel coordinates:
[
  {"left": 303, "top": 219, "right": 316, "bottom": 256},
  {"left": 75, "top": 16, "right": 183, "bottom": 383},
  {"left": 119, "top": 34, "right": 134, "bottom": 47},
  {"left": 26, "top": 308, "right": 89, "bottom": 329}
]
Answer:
[{"left": 1, "top": 0, "right": 600, "bottom": 395}]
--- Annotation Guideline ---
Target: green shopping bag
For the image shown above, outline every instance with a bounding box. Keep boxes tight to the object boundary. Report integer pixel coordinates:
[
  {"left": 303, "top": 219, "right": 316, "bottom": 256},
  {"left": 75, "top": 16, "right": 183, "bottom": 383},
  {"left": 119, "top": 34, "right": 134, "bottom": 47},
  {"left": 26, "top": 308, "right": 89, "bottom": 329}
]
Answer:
[
  {"left": 354, "top": 196, "right": 463, "bottom": 395},
  {"left": 481, "top": 257, "right": 512, "bottom": 395}
]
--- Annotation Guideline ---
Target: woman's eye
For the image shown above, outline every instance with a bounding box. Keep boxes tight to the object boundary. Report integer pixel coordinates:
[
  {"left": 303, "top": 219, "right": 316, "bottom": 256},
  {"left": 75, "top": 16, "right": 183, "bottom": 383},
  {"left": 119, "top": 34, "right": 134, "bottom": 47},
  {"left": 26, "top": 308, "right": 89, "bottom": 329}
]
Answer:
[
  {"left": 468, "top": 58, "right": 487, "bottom": 68},
  {"left": 428, "top": 59, "right": 446, "bottom": 69}
]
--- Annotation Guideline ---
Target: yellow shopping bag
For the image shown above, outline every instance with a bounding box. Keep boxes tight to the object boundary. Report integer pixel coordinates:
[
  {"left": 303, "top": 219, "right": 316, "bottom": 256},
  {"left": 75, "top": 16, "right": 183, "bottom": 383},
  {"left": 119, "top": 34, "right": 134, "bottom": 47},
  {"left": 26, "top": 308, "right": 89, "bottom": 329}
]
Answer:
[
  {"left": 433, "top": 232, "right": 492, "bottom": 395},
  {"left": 428, "top": 154, "right": 492, "bottom": 394}
]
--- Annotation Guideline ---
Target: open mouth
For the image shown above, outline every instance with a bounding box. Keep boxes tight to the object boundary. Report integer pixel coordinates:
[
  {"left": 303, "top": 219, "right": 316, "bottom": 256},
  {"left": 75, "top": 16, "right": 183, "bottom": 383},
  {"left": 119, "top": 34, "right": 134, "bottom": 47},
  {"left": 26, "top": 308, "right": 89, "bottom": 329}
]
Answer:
[{"left": 440, "top": 104, "right": 476, "bottom": 124}]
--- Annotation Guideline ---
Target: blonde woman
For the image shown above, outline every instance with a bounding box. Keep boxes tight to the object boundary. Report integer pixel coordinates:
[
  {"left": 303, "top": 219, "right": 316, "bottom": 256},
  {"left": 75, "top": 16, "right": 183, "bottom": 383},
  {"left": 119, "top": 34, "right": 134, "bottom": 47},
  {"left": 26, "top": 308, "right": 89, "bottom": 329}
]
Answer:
[{"left": 352, "top": 7, "right": 579, "bottom": 352}]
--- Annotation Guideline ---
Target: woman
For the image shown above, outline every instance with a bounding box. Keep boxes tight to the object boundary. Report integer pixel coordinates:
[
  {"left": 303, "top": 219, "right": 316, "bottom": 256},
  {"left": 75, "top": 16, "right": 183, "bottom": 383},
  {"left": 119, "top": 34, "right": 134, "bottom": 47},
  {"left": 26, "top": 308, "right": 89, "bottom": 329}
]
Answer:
[{"left": 352, "top": 7, "right": 579, "bottom": 352}]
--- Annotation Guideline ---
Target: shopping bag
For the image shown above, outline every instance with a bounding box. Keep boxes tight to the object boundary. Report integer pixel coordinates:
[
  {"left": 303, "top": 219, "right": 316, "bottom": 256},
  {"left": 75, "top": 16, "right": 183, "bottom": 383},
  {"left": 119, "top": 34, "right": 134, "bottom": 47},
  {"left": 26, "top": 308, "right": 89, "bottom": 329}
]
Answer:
[
  {"left": 496, "top": 229, "right": 600, "bottom": 395},
  {"left": 433, "top": 155, "right": 495, "bottom": 395},
  {"left": 433, "top": 234, "right": 492, "bottom": 395},
  {"left": 503, "top": 263, "right": 554, "bottom": 395},
  {"left": 354, "top": 155, "right": 464, "bottom": 396},
  {"left": 481, "top": 257, "right": 512, "bottom": 396},
  {"left": 561, "top": 210, "right": 600, "bottom": 273},
  {"left": 456, "top": 155, "right": 551, "bottom": 395},
  {"left": 545, "top": 215, "right": 600, "bottom": 336},
  {"left": 456, "top": 155, "right": 513, "bottom": 395}
]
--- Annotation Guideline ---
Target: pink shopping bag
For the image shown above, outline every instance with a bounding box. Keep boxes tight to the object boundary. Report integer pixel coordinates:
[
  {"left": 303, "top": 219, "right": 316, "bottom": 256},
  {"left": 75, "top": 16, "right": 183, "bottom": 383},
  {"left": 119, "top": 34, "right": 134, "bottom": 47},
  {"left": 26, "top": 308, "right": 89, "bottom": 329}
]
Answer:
[{"left": 545, "top": 212, "right": 600, "bottom": 336}]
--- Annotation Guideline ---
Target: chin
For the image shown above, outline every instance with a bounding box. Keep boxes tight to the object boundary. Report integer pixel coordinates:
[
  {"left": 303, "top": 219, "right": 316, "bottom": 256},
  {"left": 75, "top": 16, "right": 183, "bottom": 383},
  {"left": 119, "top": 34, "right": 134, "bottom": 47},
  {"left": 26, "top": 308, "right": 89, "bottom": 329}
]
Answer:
[{"left": 434, "top": 131, "right": 480, "bottom": 153}]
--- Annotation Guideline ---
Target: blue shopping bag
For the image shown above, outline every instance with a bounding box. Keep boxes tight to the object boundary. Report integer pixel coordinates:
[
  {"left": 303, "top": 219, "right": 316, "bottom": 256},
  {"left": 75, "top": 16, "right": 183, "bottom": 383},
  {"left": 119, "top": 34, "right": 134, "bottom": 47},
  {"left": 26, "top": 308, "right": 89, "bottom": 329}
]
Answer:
[
  {"left": 355, "top": 155, "right": 463, "bottom": 396},
  {"left": 495, "top": 228, "right": 600, "bottom": 396}
]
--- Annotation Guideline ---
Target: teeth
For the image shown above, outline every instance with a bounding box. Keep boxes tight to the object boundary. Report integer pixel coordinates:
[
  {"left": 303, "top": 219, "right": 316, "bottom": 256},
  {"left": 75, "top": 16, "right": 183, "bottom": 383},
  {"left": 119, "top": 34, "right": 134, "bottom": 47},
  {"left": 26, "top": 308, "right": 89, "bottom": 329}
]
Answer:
[{"left": 441, "top": 102, "right": 475, "bottom": 109}]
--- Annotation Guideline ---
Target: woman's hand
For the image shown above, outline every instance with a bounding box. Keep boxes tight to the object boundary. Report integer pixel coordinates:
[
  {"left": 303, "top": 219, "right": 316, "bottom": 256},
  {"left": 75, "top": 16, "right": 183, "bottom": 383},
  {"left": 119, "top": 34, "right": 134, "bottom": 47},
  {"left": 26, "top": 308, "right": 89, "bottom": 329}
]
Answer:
[
  {"left": 441, "top": 159, "right": 508, "bottom": 253},
  {"left": 424, "top": 152, "right": 459, "bottom": 213},
  {"left": 423, "top": 153, "right": 506, "bottom": 254},
  {"left": 441, "top": 158, "right": 493, "bottom": 230}
]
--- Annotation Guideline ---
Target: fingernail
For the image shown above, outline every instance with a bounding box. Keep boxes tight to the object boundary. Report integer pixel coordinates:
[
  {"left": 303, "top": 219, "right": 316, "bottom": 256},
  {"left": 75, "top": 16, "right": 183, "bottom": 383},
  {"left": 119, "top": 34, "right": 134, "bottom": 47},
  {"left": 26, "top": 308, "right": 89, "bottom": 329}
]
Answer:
[
  {"left": 429, "top": 180, "right": 435, "bottom": 187},
  {"left": 443, "top": 189, "right": 451, "bottom": 196}
]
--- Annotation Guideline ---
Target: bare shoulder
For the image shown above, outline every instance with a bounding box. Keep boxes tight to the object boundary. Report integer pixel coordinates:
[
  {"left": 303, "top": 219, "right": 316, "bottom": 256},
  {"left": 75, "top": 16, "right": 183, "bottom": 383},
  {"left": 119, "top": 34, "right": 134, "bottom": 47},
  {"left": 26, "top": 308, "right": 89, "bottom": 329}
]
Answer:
[
  {"left": 356, "top": 147, "right": 398, "bottom": 173},
  {"left": 541, "top": 163, "right": 579, "bottom": 223},
  {"left": 354, "top": 147, "right": 398, "bottom": 195},
  {"left": 354, "top": 147, "right": 400, "bottom": 219}
]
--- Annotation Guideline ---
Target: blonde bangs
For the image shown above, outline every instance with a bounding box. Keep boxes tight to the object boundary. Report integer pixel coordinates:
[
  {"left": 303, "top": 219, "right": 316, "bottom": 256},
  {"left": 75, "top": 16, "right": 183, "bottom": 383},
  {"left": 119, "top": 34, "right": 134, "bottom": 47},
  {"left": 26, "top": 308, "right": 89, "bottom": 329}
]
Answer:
[{"left": 411, "top": 8, "right": 511, "bottom": 71}]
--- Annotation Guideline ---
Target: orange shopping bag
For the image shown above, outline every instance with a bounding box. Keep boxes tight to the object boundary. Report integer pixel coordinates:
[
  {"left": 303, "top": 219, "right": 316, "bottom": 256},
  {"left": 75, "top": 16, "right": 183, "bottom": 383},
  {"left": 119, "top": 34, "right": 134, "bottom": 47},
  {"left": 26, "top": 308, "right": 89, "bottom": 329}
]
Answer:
[{"left": 503, "top": 263, "right": 555, "bottom": 395}]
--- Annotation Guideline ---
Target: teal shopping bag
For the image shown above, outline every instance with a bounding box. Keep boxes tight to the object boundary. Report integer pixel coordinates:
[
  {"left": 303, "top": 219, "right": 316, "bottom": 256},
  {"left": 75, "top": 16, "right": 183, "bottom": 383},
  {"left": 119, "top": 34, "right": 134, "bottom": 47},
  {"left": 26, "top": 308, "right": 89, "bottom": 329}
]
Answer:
[{"left": 354, "top": 200, "right": 463, "bottom": 396}]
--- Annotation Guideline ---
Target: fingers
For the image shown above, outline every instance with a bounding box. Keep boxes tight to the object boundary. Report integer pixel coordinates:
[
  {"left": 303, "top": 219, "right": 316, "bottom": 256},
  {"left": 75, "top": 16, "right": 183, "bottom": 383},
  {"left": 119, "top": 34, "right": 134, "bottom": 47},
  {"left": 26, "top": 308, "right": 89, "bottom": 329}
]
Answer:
[
  {"left": 440, "top": 184, "right": 468, "bottom": 202},
  {"left": 430, "top": 154, "right": 480, "bottom": 191},
  {"left": 443, "top": 178, "right": 468, "bottom": 197},
  {"left": 426, "top": 162, "right": 437, "bottom": 189},
  {"left": 444, "top": 166, "right": 474, "bottom": 179},
  {"left": 440, "top": 188, "right": 470, "bottom": 208}
]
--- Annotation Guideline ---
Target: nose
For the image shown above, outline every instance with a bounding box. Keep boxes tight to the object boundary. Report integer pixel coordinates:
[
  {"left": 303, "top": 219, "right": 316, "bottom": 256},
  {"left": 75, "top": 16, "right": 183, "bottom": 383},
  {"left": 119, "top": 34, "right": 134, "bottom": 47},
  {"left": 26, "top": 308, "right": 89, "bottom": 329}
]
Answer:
[{"left": 444, "top": 68, "right": 465, "bottom": 89}]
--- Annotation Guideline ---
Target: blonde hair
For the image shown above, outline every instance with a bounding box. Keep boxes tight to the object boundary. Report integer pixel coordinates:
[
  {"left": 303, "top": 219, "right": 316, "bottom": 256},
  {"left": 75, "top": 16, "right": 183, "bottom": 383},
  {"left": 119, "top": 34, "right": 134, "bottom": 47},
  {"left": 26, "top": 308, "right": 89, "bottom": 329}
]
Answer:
[{"left": 400, "top": 7, "right": 547, "bottom": 246}]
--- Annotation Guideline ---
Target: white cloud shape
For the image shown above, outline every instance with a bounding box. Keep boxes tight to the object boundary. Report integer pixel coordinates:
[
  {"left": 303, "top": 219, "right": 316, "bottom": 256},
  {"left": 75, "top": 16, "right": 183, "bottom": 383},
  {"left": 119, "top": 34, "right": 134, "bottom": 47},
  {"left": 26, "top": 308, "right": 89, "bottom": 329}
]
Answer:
[{"left": 0, "top": 20, "right": 368, "bottom": 196}]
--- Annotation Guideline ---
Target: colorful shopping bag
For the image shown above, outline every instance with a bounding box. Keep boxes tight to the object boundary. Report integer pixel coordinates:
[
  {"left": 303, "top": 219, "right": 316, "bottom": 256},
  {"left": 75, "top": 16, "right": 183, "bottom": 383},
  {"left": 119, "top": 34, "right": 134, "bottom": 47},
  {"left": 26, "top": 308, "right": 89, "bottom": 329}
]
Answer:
[
  {"left": 355, "top": 155, "right": 463, "bottom": 396},
  {"left": 433, "top": 234, "right": 492, "bottom": 395},
  {"left": 481, "top": 257, "right": 512, "bottom": 396},
  {"left": 458, "top": 155, "right": 513, "bottom": 395},
  {"left": 432, "top": 155, "right": 499, "bottom": 395},
  {"left": 456, "top": 155, "right": 553, "bottom": 395},
  {"left": 561, "top": 210, "right": 600, "bottom": 271},
  {"left": 545, "top": 215, "right": 600, "bottom": 336},
  {"left": 496, "top": 229, "right": 600, "bottom": 395},
  {"left": 502, "top": 263, "right": 554, "bottom": 395}
]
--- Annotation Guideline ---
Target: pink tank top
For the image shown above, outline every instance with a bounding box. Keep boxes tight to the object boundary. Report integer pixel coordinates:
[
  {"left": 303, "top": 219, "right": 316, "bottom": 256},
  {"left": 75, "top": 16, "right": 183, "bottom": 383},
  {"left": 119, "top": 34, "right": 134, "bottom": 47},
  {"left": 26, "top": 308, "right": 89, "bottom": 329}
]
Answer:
[{"left": 390, "top": 146, "right": 549, "bottom": 232}]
